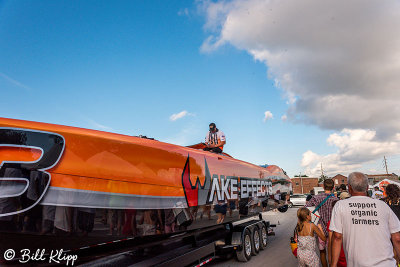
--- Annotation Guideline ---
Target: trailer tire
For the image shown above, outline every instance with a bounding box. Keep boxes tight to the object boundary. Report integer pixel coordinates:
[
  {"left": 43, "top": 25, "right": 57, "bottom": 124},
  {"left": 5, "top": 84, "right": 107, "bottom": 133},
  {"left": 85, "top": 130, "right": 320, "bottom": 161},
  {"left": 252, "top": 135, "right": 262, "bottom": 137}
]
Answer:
[
  {"left": 259, "top": 225, "right": 268, "bottom": 250},
  {"left": 236, "top": 230, "right": 252, "bottom": 262},
  {"left": 251, "top": 227, "right": 260, "bottom": 255}
]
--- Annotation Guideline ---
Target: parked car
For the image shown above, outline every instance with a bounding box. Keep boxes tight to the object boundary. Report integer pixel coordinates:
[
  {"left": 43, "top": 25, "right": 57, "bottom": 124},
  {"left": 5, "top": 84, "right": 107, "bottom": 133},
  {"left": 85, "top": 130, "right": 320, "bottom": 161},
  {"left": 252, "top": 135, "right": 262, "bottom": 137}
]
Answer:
[{"left": 288, "top": 194, "right": 307, "bottom": 207}]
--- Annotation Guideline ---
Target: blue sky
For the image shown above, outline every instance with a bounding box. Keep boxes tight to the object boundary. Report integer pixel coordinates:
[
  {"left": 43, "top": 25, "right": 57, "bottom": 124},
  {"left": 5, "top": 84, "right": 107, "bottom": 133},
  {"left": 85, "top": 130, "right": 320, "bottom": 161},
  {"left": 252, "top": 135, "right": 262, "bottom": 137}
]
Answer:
[{"left": 1, "top": 0, "right": 399, "bottom": 177}]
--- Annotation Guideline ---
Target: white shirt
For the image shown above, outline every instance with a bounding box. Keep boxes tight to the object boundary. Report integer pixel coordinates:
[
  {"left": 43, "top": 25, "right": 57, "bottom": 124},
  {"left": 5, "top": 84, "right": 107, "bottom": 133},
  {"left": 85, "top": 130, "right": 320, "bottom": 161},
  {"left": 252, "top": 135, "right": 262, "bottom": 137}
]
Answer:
[
  {"left": 205, "top": 130, "right": 226, "bottom": 145},
  {"left": 329, "top": 196, "right": 400, "bottom": 267}
]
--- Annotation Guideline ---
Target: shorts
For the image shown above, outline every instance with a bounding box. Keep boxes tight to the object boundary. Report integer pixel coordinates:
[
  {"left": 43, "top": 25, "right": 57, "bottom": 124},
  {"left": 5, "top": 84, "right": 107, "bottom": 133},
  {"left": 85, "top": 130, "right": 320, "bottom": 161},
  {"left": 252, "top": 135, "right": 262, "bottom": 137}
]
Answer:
[
  {"left": 229, "top": 201, "right": 236, "bottom": 210},
  {"left": 203, "top": 147, "right": 223, "bottom": 153},
  {"left": 318, "top": 236, "right": 328, "bottom": 250},
  {"left": 262, "top": 200, "right": 268, "bottom": 208},
  {"left": 214, "top": 204, "right": 227, "bottom": 215}
]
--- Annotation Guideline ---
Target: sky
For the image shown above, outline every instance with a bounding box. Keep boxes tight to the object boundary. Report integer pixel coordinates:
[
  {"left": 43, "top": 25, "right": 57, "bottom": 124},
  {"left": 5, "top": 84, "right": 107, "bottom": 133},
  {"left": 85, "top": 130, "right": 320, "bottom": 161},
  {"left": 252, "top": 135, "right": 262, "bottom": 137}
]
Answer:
[{"left": 1, "top": 0, "right": 400, "bottom": 177}]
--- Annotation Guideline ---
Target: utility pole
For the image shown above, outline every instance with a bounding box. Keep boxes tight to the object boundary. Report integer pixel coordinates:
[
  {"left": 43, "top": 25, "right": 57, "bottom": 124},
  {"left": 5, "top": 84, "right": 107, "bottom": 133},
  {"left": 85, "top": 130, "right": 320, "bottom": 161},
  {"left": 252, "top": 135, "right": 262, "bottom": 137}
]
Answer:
[
  {"left": 320, "top": 162, "right": 324, "bottom": 180},
  {"left": 384, "top": 156, "right": 389, "bottom": 175},
  {"left": 300, "top": 172, "right": 304, "bottom": 194}
]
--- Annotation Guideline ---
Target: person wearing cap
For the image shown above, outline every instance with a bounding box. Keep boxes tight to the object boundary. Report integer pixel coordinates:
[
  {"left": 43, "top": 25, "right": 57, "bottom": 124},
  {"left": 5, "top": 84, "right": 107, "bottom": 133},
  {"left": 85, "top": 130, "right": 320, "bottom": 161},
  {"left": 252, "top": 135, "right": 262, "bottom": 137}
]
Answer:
[
  {"left": 203, "top": 123, "right": 226, "bottom": 153},
  {"left": 338, "top": 184, "right": 350, "bottom": 200}
]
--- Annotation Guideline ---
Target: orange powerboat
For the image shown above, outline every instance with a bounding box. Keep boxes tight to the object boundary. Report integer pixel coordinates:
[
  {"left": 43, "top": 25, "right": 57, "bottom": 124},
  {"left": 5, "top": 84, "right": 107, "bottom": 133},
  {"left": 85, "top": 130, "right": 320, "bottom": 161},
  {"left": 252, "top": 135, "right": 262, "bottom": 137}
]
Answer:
[{"left": 0, "top": 117, "right": 291, "bottom": 256}]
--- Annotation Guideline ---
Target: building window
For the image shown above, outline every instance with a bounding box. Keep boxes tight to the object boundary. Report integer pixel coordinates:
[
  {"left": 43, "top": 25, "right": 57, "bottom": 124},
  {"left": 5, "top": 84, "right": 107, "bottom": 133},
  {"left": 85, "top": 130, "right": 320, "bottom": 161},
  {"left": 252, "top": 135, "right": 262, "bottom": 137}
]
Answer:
[
  {"left": 342, "top": 179, "right": 344, "bottom": 182},
  {"left": 296, "top": 182, "right": 299, "bottom": 186}
]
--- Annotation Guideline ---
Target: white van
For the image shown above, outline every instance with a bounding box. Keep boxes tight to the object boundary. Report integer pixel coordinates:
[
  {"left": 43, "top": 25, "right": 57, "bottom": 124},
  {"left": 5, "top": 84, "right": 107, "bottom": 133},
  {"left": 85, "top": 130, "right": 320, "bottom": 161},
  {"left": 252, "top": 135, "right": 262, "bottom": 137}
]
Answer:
[{"left": 314, "top": 187, "right": 324, "bottom": 195}]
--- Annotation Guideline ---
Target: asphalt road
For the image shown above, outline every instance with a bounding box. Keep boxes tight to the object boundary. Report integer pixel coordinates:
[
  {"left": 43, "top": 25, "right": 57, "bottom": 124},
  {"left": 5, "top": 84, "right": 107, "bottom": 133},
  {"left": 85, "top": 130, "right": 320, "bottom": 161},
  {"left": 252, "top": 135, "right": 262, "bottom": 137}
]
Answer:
[{"left": 210, "top": 207, "right": 300, "bottom": 267}]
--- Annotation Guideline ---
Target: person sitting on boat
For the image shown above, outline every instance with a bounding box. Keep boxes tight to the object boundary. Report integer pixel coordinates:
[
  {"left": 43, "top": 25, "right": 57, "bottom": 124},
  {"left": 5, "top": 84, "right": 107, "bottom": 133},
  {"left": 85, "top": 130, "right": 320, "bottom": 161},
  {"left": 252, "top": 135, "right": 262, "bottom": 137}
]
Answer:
[{"left": 203, "top": 123, "right": 226, "bottom": 153}]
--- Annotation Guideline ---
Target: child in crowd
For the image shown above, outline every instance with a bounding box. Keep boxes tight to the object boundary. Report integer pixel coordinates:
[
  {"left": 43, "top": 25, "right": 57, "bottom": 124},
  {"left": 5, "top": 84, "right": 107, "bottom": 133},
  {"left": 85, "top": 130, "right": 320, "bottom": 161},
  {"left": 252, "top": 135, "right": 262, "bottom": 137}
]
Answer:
[{"left": 296, "top": 207, "right": 326, "bottom": 267}]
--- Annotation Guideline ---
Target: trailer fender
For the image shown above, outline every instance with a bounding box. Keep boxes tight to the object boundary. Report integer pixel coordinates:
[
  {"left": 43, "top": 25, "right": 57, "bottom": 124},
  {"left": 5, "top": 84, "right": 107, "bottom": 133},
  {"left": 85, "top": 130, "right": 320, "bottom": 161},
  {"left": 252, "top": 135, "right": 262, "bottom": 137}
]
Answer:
[{"left": 231, "top": 231, "right": 242, "bottom": 246}]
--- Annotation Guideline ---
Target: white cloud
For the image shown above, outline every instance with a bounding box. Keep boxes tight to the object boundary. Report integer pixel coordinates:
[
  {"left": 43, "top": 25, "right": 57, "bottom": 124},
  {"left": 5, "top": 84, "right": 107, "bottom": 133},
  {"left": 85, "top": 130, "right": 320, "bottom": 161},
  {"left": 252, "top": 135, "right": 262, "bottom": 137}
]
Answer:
[
  {"left": 163, "top": 124, "right": 201, "bottom": 146},
  {"left": 178, "top": 8, "right": 189, "bottom": 17},
  {"left": 169, "top": 110, "right": 194, "bottom": 121},
  {"left": 263, "top": 110, "right": 273, "bottom": 122},
  {"left": 201, "top": 36, "right": 226, "bottom": 53},
  {"left": 86, "top": 118, "right": 114, "bottom": 132},
  {"left": 200, "top": 0, "right": 400, "bottom": 174},
  {"left": 199, "top": 0, "right": 400, "bottom": 136},
  {"left": 0, "top": 72, "right": 32, "bottom": 91},
  {"left": 301, "top": 129, "right": 400, "bottom": 176},
  {"left": 281, "top": 114, "right": 287, "bottom": 121}
]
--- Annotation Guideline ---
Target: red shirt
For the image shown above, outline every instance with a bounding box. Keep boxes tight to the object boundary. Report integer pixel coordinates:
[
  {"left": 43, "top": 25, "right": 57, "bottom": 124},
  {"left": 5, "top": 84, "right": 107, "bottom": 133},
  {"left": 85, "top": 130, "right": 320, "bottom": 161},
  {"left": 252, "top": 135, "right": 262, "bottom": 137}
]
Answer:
[{"left": 327, "top": 221, "right": 347, "bottom": 267}]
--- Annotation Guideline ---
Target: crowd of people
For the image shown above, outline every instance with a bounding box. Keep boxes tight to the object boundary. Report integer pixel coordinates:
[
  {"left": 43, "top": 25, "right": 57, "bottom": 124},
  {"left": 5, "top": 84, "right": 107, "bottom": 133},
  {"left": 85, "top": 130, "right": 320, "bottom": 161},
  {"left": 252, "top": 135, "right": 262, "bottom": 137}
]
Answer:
[{"left": 295, "top": 172, "right": 400, "bottom": 267}]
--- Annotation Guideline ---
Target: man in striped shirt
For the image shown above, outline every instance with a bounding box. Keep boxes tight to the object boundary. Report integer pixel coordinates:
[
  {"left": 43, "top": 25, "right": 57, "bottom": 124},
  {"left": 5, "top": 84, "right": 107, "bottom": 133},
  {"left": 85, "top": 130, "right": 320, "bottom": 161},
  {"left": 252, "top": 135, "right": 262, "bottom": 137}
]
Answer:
[
  {"left": 203, "top": 123, "right": 226, "bottom": 153},
  {"left": 305, "top": 179, "right": 338, "bottom": 267}
]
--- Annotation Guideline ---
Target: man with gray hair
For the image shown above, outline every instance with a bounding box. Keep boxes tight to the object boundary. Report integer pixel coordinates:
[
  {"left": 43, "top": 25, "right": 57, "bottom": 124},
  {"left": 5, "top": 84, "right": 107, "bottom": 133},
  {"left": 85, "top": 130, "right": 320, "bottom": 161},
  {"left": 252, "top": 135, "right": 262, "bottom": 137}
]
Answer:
[{"left": 329, "top": 172, "right": 400, "bottom": 267}]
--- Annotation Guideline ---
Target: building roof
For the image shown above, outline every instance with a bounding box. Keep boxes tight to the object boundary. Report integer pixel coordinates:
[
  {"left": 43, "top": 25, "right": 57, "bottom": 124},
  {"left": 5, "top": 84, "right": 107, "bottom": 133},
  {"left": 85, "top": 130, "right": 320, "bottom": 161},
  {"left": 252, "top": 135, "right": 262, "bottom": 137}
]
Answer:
[
  {"left": 332, "top": 174, "right": 346, "bottom": 179},
  {"left": 291, "top": 177, "right": 319, "bottom": 179},
  {"left": 366, "top": 174, "right": 397, "bottom": 177}
]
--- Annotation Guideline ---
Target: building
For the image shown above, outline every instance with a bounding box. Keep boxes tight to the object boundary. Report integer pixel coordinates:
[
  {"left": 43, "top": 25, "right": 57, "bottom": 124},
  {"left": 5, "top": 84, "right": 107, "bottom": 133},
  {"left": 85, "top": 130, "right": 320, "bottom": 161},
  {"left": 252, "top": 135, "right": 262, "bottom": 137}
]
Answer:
[
  {"left": 291, "top": 177, "right": 319, "bottom": 194},
  {"left": 332, "top": 174, "right": 347, "bottom": 187},
  {"left": 366, "top": 173, "right": 399, "bottom": 185}
]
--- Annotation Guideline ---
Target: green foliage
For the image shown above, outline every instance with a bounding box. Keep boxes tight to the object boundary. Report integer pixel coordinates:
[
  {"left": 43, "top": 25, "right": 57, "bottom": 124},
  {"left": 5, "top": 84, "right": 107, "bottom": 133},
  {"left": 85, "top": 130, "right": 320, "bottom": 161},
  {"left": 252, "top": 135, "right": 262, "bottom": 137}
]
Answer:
[{"left": 319, "top": 175, "right": 328, "bottom": 183}]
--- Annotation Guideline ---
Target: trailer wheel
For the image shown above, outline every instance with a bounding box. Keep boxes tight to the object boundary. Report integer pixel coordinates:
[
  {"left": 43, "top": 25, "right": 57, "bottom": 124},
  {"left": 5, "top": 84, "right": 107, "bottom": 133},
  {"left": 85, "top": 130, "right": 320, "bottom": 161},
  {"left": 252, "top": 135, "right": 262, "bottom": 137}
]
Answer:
[
  {"left": 236, "top": 230, "right": 252, "bottom": 262},
  {"left": 259, "top": 225, "right": 268, "bottom": 250},
  {"left": 251, "top": 227, "right": 260, "bottom": 255}
]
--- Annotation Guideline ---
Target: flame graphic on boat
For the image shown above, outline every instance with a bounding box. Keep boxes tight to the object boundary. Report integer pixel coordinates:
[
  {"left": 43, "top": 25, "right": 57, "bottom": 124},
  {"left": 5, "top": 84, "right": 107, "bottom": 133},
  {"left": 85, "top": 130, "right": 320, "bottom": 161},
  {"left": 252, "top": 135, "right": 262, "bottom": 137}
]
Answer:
[{"left": 181, "top": 156, "right": 212, "bottom": 207}]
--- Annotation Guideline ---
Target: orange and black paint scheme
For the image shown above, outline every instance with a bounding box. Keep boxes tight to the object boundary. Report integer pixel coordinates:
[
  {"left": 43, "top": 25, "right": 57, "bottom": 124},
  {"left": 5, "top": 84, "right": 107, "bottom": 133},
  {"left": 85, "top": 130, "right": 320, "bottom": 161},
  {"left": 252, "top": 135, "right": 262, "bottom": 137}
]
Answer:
[{"left": 0, "top": 117, "right": 291, "bottom": 260}]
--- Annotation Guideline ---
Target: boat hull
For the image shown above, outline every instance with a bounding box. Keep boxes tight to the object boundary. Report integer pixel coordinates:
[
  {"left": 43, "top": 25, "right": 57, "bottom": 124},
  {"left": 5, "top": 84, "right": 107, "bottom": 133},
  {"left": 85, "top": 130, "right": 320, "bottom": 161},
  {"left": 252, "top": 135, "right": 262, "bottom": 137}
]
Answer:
[{"left": 0, "top": 118, "right": 291, "bottom": 255}]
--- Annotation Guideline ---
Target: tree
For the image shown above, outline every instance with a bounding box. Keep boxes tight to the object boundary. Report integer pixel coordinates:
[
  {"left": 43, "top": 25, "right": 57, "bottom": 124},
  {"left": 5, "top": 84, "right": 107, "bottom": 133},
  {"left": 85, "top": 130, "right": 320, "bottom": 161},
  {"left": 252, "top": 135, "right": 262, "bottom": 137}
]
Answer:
[{"left": 319, "top": 175, "right": 328, "bottom": 183}]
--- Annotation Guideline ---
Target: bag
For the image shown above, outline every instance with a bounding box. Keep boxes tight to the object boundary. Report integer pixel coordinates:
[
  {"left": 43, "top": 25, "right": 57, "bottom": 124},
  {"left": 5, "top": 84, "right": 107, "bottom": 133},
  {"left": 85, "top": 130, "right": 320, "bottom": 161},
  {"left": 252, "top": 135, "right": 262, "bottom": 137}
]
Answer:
[
  {"left": 306, "top": 207, "right": 321, "bottom": 225},
  {"left": 173, "top": 208, "right": 192, "bottom": 227},
  {"left": 290, "top": 228, "right": 298, "bottom": 257},
  {"left": 307, "top": 194, "right": 333, "bottom": 225}
]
